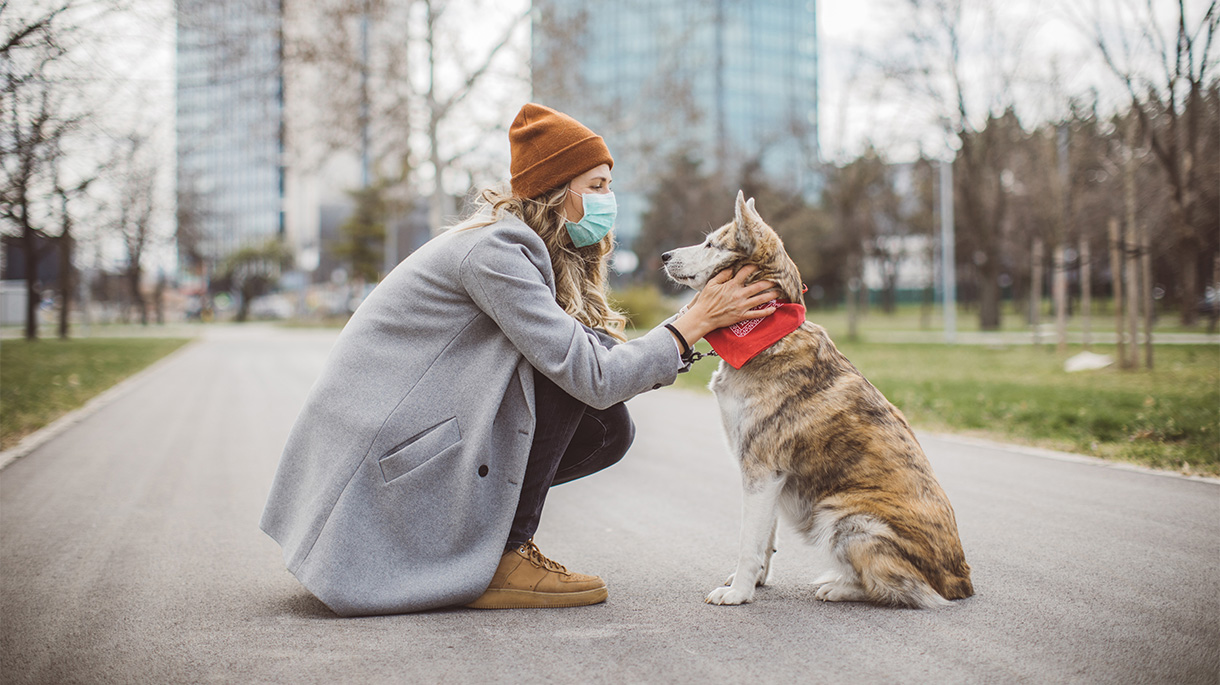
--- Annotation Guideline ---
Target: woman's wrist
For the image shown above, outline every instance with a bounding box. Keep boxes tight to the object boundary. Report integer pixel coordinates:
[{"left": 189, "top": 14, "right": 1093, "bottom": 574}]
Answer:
[{"left": 668, "top": 311, "right": 714, "bottom": 347}]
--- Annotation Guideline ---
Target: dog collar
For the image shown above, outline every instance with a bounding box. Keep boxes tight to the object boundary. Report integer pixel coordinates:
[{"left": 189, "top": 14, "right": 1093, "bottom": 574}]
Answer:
[{"left": 704, "top": 299, "right": 807, "bottom": 369}]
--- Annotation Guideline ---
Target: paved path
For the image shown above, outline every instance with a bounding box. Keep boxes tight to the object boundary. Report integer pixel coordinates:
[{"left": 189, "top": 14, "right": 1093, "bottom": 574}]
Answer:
[{"left": 2, "top": 326, "right": 1217, "bottom": 684}]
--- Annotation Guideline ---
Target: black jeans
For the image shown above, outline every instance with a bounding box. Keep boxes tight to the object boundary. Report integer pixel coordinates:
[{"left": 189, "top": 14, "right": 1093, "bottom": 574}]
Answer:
[{"left": 506, "top": 368, "right": 635, "bottom": 549}]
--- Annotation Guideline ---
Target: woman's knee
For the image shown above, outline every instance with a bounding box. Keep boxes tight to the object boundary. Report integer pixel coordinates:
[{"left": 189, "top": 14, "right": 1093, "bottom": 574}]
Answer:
[{"left": 598, "top": 403, "right": 635, "bottom": 464}]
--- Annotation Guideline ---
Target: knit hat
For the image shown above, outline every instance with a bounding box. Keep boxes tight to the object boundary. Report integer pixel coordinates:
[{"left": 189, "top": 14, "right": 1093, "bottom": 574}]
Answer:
[{"left": 509, "top": 103, "right": 613, "bottom": 199}]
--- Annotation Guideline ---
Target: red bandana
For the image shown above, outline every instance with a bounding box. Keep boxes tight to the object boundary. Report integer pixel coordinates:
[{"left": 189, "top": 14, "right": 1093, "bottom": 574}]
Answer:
[{"left": 704, "top": 299, "right": 807, "bottom": 369}]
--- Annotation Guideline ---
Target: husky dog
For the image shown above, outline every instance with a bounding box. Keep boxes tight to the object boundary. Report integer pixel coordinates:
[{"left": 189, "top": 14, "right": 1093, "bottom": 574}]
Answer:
[{"left": 663, "top": 191, "right": 973, "bottom": 608}]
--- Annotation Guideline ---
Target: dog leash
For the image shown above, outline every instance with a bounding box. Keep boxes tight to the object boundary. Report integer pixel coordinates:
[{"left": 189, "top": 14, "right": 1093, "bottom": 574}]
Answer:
[{"left": 663, "top": 323, "right": 715, "bottom": 369}]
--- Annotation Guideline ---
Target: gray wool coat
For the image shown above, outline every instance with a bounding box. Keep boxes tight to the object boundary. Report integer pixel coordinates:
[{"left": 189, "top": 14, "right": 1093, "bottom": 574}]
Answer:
[{"left": 260, "top": 214, "right": 683, "bottom": 616}]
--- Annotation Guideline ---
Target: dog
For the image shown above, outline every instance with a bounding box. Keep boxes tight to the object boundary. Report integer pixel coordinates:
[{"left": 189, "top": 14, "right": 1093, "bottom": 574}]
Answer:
[{"left": 662, "top": 191, "right": 973, "bottom": 608}]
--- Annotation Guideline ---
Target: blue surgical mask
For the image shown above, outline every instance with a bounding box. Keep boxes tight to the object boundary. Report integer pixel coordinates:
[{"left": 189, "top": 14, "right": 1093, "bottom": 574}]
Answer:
[{"left": 564, "top": 188, "right": 616, "bottom": 247}]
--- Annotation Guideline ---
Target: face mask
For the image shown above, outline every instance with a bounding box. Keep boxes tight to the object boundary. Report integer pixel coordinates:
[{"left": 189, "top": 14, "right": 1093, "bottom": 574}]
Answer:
[{"left": 564, "top": 188, "right": 616, "bottom": 247}]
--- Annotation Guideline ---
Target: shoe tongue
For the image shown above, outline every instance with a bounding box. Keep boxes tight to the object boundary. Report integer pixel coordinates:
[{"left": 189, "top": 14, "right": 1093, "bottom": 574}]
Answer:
[{"left": 524, "top": 543, "right": 567, "bottom": 573}]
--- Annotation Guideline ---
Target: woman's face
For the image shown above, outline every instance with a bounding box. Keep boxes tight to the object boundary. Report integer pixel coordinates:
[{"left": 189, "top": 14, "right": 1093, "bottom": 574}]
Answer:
[{"left": 562, "top": 164, "right": 613, "bottom": 223}]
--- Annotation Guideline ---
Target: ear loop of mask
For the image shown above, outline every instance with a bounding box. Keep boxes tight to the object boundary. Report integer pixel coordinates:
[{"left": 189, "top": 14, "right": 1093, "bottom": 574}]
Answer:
[{"left": 559, "top": 186, "right": 582, "bottom": 223}]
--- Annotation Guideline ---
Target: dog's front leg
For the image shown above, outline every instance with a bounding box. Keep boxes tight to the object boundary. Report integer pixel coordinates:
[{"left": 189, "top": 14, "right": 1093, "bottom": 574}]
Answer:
[
  {"left": 706, "top": 472, "right": 784, "bottom": 605},
  {"left": 760, "top": 517, "right": 778, "bottom": 585}
]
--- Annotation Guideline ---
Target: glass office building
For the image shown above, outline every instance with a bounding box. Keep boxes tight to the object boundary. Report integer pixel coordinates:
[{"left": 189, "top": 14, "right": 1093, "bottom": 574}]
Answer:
[
  {"left": 176, "top": 0, "right": 285, "bottom": 268},
  {"left": 532, "top": 0, "right": 819, "bottom": 243}
]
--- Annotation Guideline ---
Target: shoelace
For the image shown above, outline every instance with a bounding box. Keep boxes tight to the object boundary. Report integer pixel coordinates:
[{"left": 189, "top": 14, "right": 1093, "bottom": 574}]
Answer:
[{"left": 519, "top": 541, "right": 568, "bottom": 574}]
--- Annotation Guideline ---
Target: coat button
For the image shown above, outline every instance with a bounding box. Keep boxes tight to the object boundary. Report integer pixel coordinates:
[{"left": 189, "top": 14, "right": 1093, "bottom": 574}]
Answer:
[{"left": 478, "top": 465, "right": 489, "bottom": 477}]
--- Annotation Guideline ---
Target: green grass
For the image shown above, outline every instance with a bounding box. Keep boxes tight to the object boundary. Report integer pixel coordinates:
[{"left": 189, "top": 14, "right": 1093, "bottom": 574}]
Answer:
[
  {"left": 0, "top": 338, "right": 192, "bottom": 451},
  {"left": 804, "top": 300, "right": 1215, "bottom": 337},
  {"left": 673, "top": 341, "right": 1220, "bottom": 477}
]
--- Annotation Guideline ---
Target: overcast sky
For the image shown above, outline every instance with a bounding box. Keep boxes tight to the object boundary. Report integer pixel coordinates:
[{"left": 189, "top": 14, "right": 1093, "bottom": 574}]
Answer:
[
  {"left": 103, "top": 0, "right": 1185, "bottom": 172},
  {"left": 76, "top": 0, "right": 1204, "bottom": 272}
]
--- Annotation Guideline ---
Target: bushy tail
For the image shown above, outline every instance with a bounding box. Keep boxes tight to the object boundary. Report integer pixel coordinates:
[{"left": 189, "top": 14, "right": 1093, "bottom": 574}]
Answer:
[{"left": 840, "top": 526, "right": 951, "bottom": 609}]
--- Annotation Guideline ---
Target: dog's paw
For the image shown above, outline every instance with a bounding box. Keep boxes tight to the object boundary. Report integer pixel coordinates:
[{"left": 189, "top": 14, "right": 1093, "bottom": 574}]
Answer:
[
  {"left": 706, "top": 585, "right": 754, "bottom": 605},
  {"left": 814, "top": 580, "right": 866, "bottom": 603}
]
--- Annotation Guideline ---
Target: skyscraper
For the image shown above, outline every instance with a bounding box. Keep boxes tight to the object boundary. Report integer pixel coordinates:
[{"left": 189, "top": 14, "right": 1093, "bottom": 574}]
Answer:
[
  {"left": 532, "top": 0, "right": 819, "bottom": 243},
  {"left": 176, "top": 0, "right": 285, "bottom": 270}
]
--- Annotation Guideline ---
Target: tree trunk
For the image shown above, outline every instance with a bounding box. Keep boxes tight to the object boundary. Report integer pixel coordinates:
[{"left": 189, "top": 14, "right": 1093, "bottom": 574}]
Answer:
[
  {"left": 1030, "top": 238, "right": 1043, "bottom": 345},
  {"left": 1178, "top": 233, "right": 1199, "bottom": 327},
  {"left": 127, "top": 268, "right": 147, "bottom": 326},
  {"left": 1141, "top": 228, "right": 1152, "bottom": 368},
  {"left": 236, "top": 287, "right": 252, "bottom": 323},
  {"left": 426, "top": 0, "right": 444, "bottom": 237},
  {"left": 1054, "top": 243, "right": 1067, "bottom": 354},
  {"left": 58, "top": 232, "right": 72, "bottom": 339},
  {"left": 1125, "top": 221, "right": 1140, "bottom": 368},
  {"left": 1109, "top": 218, "right": 1128, "bottom": 368},
  {"left": 846, "top": 254, "right": 861, "bottom": 342},
  {"left": 978, "top": 258, "right": 1001, "bottom": 331},
  {"left": 1080, "top": 239, "right": 1091, "bottom": 350},
  {"left": 23, "top": 227, "right": 40, "bottom": 341}
]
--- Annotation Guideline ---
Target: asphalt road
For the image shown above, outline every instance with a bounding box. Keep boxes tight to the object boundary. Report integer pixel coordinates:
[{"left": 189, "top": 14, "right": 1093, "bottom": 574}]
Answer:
[{"left": 2, "top": 325, "right": 1217, "bottom": 684}]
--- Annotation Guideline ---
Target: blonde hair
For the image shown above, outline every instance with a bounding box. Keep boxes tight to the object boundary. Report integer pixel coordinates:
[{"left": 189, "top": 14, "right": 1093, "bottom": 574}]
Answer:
[{"left": 451, "top": 182, "right": 628, "bottom": 342}]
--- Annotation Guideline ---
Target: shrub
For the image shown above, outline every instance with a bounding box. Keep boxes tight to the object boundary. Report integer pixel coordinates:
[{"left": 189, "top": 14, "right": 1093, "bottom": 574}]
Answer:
[{"left": 610, "top": 284, "right": 683, "bottom": 331}]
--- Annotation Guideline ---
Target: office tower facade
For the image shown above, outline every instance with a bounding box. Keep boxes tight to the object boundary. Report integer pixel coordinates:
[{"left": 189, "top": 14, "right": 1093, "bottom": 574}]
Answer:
[
  {"left": 176, "top": 0, "right": 285, "bottom": 269},
  {"left": 532, "top": 0, "right": 819, "bottom": 244}
]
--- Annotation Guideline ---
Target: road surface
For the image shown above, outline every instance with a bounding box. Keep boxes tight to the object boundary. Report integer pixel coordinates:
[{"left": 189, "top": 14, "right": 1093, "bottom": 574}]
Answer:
[{"left": 2, "top": 325, "right": 1217, "bottom": 684}]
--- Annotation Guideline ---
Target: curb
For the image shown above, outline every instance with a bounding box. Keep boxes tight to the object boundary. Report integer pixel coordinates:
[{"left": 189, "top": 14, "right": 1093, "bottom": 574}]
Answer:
[
  {"left": 0, "top": 339, "right": 201, "bottom": 472},
  {"left": 922, "top": 431, "right": 1220, "bottom": 486}
]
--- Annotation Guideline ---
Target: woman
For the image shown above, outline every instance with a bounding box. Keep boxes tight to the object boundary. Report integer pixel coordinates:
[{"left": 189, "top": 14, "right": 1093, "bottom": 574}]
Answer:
[{"left": 260, "top": 103, "right": 776, "bottom": 616}]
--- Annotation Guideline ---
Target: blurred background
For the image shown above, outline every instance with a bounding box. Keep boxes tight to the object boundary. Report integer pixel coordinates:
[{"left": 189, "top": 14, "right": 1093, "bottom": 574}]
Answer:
[{"left": 2, "top": 0, "right": 1217, "bottom": 341}]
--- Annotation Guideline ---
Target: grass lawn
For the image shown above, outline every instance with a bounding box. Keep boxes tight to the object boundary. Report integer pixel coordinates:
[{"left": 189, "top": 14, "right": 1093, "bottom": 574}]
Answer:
[
  {"left": 792, "top": 301, "right": 1213, "bottom": 337},
  {"left": 0, "top": 338, "right": 192, "bottom": 451},
  {"left": 672, "top": 340, "right": 1220, "bottom": 477}
]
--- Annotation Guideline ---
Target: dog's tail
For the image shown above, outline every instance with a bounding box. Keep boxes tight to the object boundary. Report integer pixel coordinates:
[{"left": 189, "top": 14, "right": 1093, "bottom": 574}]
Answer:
[{"left": 836, "top": 515, "right": 952, "bottom": 609}]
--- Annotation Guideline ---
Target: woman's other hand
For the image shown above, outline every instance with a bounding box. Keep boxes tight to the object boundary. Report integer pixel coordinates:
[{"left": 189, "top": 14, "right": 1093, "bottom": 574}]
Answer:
[{"left": 669, "top": 266, "right": 776, "bottom": 346}]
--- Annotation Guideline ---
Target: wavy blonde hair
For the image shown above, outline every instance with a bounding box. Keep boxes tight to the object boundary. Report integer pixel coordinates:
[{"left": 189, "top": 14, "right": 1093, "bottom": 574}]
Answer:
[{"left": 451, "top": 182, "right": 627, "bottom": 342}]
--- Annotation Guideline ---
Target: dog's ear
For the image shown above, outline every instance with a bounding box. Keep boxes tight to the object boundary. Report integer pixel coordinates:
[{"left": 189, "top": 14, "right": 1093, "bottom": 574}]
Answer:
[
  {"left": 735, "top": 192, "right": 766, "bottom": 229},
  {"left": 733, "top": 190, "right": 756, "bottom": 252},
  {"left": 744, "top": 197, "right": 762, "bottom": 224}
]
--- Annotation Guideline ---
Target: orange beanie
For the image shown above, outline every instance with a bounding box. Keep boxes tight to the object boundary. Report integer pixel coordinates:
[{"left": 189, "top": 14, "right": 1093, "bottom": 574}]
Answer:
[{"left": 509, "top": 103, "right": 613, "bottom": 200}]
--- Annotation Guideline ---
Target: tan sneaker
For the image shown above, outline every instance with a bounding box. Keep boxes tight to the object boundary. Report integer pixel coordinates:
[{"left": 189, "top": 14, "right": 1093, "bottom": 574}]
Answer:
[{"left": 465, "top": 540, "right": 608, "bottom": 609}]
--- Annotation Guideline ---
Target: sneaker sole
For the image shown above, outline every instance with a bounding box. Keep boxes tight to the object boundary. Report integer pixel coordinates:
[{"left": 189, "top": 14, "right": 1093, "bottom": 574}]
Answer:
[{"left": 465, "top": 586, "right": 608, "bottom": 610}]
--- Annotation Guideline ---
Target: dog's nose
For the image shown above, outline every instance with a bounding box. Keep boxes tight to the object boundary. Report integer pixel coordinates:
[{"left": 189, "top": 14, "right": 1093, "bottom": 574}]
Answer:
[{"left": 661, "top": 251, "right": 672, "bottom": 263}]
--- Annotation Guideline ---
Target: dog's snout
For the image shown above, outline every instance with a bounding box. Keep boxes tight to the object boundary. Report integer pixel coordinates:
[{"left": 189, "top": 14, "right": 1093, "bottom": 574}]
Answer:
[{"left": 661, "top": 251, "right": 673, "bottom": 263}]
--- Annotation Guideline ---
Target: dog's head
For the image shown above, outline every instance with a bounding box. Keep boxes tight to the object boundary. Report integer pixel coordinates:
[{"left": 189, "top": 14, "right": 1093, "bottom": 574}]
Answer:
[{"left": 662, "top": 190, "right": 803, "bottom": 301}]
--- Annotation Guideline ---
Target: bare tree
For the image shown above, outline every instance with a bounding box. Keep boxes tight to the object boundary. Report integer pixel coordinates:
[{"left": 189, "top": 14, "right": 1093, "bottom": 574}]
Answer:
[
  {"left": 1, "top": 2, "right": 80, "bottom": 340},
  {"left": 287, "top": 0, "right": 530, "bottom": 244},
  {"left": 1076, "top": 0, "right": 1220, "bottom": 326},
  {"left": 3, "top": 0, "right": 154, "bottom": 338},
  {"left": 821, "top": 147, "right": 894, "bottom": 336},
  {"left": 49, "top": 150, "right": 98, "bottom": 338},
  {"left": 874, "top": 0, "right": 1043, "bottom": 330},
  {"left": 109, "top": 135, "right": 158, "bottom": 325},
  {"left": 419, "top": 0, "right": 528, "bottom": 232}
]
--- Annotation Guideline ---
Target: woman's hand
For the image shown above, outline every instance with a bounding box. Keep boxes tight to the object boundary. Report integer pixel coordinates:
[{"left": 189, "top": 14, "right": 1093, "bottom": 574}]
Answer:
[{"left": 668, "top": 266, "right": 777, "bottom": 347}]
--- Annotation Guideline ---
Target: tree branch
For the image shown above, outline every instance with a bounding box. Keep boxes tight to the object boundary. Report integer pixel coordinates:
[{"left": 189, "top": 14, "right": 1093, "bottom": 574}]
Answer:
[{"left": 435, "top": 4, "right": 529, "bottom": 119}]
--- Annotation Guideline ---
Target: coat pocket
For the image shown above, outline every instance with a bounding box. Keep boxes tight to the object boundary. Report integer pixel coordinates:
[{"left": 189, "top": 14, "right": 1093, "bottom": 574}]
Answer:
[{"left": 378, "top": 416, "right": 461, "bottom": 484}]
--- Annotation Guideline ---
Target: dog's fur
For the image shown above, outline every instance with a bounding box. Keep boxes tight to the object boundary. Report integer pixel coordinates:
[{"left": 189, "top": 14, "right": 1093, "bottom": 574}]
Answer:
[{"left": 663, "top": 191, "right": 973, "bottom": 608}]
